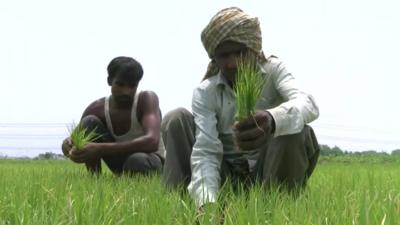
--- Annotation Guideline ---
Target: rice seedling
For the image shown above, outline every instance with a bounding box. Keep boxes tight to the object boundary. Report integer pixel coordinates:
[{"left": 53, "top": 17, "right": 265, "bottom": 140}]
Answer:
[
  {"left": 1, "top": 157, "right": 400, "bottom": 225},
  {"left": 234, "top": 55, "right": 266, "bottom": 121},
  {"left": 68, "top": 122, "right": 101, "bottom": 151}
]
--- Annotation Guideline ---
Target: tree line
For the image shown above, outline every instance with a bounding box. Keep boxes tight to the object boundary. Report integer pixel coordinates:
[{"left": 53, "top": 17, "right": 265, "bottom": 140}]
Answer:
[
  {"left": 319, "top": 144, "right": 400, "bottom": 156},
  {"left": 1, "top": 145, "right": 400, "bottom": 160}
]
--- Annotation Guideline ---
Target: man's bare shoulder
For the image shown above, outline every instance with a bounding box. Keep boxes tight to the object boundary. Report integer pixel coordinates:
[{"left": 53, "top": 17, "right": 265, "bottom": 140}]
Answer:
[
  {"left": 88, "top": 97, "right": 106, "bottom": 109},
  {"left": 137, "top": 91, "right": 160, "bottom": 120},
  {"left": 83, "top": 97, "right": 106, "bottom": 118},
  {"left": 138, "top": 91, "right": 159, "bottom": 108},
  {"left": 139, "top": 90, "right": 158, "bottom": 99}
]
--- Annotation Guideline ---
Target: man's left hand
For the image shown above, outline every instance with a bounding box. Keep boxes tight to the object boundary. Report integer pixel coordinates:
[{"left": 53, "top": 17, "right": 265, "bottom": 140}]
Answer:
[
  {"left": 69, "top": 143, "right": 102, "bottom": 163},
  {"left": 233, "top": 110, "right": 275, "bottom": 151}
]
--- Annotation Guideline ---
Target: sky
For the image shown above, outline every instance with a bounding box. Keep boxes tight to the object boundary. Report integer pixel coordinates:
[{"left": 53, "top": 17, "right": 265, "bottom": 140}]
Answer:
[{"left": 0, "top": 0, "right": 399, "bottom": 157}]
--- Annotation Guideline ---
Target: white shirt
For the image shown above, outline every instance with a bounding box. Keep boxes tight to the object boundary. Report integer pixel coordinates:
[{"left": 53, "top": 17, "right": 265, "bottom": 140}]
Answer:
[{"left": 188, "top": 57, "right": 319, "bottom": 207}]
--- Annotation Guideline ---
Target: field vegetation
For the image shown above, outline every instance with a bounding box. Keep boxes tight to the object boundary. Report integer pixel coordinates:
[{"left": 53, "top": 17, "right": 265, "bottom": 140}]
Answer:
[{"left": 0, "top": 156, "right": 399, "bottom": 224}]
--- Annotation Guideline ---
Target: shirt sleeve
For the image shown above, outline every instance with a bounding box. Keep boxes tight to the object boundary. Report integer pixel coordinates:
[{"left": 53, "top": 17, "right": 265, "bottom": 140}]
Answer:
[
  {"left": 188, "top": 86, "right": 223, "bottom": 207},
  {"left": 266, "top": 60, "right": 320, "bottom": 137}
]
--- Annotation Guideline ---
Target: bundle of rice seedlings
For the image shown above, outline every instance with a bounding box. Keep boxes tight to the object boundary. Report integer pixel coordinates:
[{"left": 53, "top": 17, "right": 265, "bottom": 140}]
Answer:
[
  {"left": 67, "top": 122, "right": 101, "bottom": 151},
  {"left": 234, "top": 55, "right": 266, "bottom": 121}
]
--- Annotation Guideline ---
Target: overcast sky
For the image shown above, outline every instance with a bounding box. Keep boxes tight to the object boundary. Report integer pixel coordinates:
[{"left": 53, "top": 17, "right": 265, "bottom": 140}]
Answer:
[{"left": 1, "top": 0, "right": 399, "bottom": 157}]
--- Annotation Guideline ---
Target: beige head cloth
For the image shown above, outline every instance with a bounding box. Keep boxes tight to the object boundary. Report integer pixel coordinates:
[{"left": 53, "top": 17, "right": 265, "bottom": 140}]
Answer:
[{"left": 201, "top": 7, "right": 266, "bottom": 80}]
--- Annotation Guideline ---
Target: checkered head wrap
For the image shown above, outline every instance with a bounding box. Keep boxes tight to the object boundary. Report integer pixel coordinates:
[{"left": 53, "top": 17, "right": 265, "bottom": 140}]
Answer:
[{"left": 201, "top": 7, "right": 266, "bottom": 80}]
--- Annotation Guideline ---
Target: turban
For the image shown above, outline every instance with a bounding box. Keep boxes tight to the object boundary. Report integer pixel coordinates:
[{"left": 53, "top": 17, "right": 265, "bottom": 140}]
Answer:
[{"left": 201, "top": 7, "right": 266, "bottom": 80}]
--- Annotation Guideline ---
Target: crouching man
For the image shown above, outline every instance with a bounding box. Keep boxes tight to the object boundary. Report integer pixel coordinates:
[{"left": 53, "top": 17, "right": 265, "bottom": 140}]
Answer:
[
  {"left": 62, "top": 56, "right": 164, "bottom": 175},
  {"left": 161, "top": 7, "right": 320, "bottom": 208}
]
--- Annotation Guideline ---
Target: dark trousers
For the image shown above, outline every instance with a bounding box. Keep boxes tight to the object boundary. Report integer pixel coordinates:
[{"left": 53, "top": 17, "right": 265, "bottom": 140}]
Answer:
[
  {"left": 80, "top": 115, "right": 163, "bottom": 175},
  {"left": 161, "top": 108, "right": 320, "bottom": 190}
]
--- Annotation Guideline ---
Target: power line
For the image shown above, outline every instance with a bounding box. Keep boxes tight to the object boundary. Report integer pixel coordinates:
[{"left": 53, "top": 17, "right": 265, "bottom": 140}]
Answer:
[
  {"left": 0, "top": 122, "right": 397, "bottom": 134},
  {"left": 312, "top": 123, "right": 398, "bottom": 135},
  {"left": 318, "top": 135, "right": 400, "bottom": 145},
  {"left": 0, "top": 123, "right": 398, "bottom": 148},
  {"left": 0, "top": 134, "right": 65, "bottom": 139},
  {"left": 0, "top": 122, "right": 70, "bottom": 128},
  {"left": 0, "top": 146, "right": 59, "bottom": 150}
]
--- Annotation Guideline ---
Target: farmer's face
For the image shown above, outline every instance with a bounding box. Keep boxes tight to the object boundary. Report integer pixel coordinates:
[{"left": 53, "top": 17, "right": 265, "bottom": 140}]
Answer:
[
  {"left": 214, "top": 41, "right": 248, "bottom": 86},
  {"left": 110, "top": 76, "right": 136, "bottom": 107}
]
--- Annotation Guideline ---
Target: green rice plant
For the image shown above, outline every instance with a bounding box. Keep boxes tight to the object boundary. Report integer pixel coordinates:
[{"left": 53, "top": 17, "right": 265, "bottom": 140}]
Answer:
[
  {"left": 234, "top": 55, "right": 266, "bottom": 121},
  {"left": 1, "top": 157, "right": 400, "bottom": 224},
  {"left": 68, "top": 122, "right": 101, "bottom": 151}
]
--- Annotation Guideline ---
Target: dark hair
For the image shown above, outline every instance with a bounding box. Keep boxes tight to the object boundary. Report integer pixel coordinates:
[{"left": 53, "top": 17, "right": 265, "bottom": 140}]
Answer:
[{"left": 107, "top": 56, "right": 143, "bottom": 86}]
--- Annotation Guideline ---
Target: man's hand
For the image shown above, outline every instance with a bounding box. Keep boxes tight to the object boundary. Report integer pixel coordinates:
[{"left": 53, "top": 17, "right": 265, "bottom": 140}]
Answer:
[
  {"left": 233, "top": 110, "right": 275, "bottom": 151},
  {"left": 69, "top": 143, "right": 103, "bottom": 164},
  {"left": 61, "top": 137, "right": 73, "bottom": 157}
]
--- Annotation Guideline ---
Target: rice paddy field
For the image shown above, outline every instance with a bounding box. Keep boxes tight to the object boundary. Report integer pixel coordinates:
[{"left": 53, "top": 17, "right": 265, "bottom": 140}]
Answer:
[{"left": 1, "top": 155, "right": 399, "bottom": 225}]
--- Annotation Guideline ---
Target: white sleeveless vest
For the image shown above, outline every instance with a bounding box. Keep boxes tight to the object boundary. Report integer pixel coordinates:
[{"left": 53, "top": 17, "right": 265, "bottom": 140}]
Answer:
[{"left": 104, "top": 91, "right": 165, "bottom": 158}]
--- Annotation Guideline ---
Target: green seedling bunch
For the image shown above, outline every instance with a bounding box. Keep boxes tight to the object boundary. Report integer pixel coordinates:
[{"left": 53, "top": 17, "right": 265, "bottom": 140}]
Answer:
[
  {"left": 234, "top": 55, "right": 266, "bottom": 121},
  {"left": 68, "top": 122, "right": 101, "bottom": 150}
]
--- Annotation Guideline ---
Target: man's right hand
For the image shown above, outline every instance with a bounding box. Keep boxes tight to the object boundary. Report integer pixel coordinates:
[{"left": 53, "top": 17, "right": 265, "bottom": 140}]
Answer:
[{"left": 61, "top": 137, "right": 73, "bottom": 157}]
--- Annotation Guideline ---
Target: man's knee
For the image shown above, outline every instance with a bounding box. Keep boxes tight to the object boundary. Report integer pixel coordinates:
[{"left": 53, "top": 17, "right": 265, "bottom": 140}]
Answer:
[
  {"left": 272, "top": 125, "right": 316, "bottom": 153},
  {"left": 162, "top": 108, "right": 192, "bottom": 132},
  {"left": 303, "top": 125, "right": 320, "bottom": 176},
  {"left": 80, "top": 115, "right": 113, "bottom": 142},
  {"left": 122, "top": 153, "right": 162, "bottom": 175},
  {"left": 273, "top": 126, "right": 319, "bottom": 183},
  {"left": 80, "top": 115, "right": 103, "bottom": 130}
]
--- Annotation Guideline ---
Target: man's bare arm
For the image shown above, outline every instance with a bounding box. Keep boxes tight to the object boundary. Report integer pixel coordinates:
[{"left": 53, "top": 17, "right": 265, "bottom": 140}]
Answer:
[{"left": 70, "top": 91, "right": 162, "bottom": 162}]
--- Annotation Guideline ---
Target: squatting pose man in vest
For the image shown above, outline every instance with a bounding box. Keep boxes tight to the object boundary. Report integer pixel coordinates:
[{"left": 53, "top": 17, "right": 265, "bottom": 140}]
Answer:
[{"left": 62, "top": 56, "right": 164, "bottom": 175}]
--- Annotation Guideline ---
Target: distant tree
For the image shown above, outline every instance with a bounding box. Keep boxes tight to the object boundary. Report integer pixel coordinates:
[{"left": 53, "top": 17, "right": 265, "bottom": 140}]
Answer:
[
  {"left": 331, "top": 146, "right": 344, "bottom": 155},
  {"left": 319, "top": 145, "right": 395, "bottom": 157},
  {"left": 392, "top": 149, "right": 400, "bottom": 156},
  {"left": 362, "top": 150, "right": 378, "bottom": 155},
  {"left": 319, "top": 145, "right": 344, "bottom": 156},
  {"left": 35, "top": 152, "right": 65, "bottom": 160}
]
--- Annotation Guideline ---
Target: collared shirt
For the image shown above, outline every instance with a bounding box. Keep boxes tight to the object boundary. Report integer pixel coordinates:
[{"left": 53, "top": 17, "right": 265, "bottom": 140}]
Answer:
[{"left": 188, "top": 57, "right": 319, "bottom": 207}]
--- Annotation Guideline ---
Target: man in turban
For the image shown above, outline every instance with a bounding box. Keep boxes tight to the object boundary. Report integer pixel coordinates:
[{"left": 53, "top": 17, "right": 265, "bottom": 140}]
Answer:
[{"left": 161, "top": 7, "right": 320, "bottom": 208}]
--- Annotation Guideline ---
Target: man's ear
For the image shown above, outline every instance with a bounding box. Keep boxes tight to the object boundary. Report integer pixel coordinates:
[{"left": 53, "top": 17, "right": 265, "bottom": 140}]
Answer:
[{"left": 107, "top": 76, "right": 112, "bottom": 86}]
